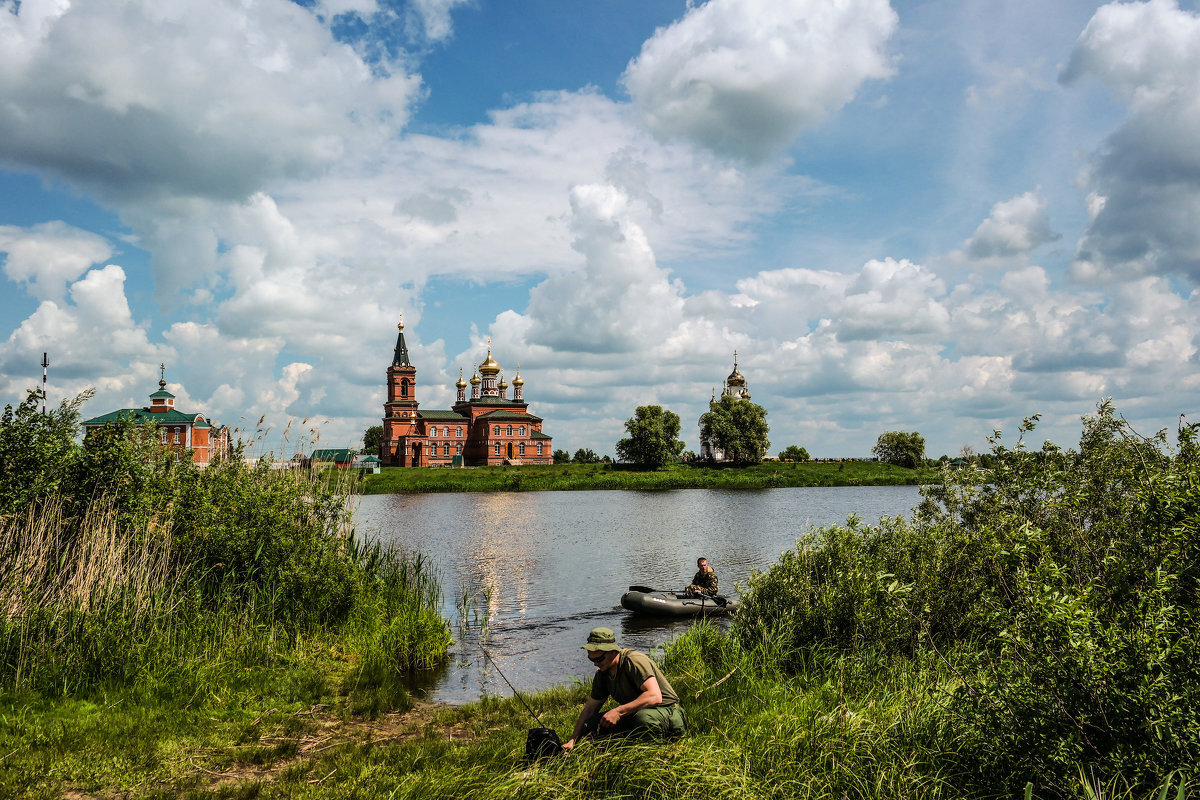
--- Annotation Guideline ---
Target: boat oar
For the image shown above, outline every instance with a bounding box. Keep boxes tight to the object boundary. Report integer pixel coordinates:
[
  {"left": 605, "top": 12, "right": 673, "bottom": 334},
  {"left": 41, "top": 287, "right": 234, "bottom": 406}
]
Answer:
[{"left": 627, "top": 585, "right": 727, "bottom": 607}]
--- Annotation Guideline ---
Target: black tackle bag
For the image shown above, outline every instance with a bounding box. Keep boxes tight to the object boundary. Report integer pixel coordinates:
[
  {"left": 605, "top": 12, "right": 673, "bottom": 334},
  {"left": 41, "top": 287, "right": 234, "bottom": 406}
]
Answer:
[{"left": 524, "top": 727, "right": 562, "bottom": 764}]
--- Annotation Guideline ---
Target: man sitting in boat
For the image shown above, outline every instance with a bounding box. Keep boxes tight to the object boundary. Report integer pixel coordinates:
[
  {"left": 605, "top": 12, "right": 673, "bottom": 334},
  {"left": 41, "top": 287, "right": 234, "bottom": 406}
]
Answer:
[
  {"left": 684, "top": 557, "right": 718, "bottom": 597},
  {"left": 561, "top": 627, "right": 686, "bottom": 751}
]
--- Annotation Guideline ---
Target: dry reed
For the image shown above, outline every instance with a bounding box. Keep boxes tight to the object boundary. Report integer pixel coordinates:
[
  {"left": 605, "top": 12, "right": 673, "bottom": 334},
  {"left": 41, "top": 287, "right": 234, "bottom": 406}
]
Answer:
[{"left": 0, "top": 494, "right": 175, "bottom": 619}]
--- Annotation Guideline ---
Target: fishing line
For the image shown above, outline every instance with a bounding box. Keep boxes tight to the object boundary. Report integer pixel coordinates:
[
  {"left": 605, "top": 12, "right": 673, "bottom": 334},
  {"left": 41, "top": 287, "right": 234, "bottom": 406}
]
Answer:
[{"left": 471, "top": 631, "right": 545, "bottom": 728}]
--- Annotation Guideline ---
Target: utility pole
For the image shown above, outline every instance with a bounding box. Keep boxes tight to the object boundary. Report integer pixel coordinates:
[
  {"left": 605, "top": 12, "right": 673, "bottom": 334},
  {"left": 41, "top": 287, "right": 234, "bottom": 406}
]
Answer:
[{"left": 42, "top": 352, "right": 49, "bottom": 415}]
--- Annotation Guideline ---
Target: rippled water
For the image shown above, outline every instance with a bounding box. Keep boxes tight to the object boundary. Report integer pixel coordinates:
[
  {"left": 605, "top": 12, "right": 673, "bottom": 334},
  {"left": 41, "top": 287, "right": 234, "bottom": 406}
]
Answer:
[{"left": 353, "top": 485, "right": 922, "bottom": 704}]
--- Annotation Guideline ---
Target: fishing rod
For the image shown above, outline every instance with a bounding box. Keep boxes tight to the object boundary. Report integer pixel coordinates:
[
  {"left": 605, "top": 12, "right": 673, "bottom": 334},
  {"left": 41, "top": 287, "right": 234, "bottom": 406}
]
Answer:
[
  {"left": 473, "top": 634, "right": 564, "bottom": 763},
  {"left": 475, "top": 636, "right": 545, "bottom": 728}
]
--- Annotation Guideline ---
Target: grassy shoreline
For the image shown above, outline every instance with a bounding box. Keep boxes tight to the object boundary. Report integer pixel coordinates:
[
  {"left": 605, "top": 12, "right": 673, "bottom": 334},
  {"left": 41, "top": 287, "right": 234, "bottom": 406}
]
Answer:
[{"left": 359, "top": 460, "right": 939, "bottom": 494}]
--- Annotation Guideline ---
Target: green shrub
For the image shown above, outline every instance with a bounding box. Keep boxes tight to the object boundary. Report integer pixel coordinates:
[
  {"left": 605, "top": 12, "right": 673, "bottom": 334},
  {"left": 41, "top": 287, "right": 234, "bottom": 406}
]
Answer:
[{"left": 732, "top": 402, "right": 1200, "bottom": 793}]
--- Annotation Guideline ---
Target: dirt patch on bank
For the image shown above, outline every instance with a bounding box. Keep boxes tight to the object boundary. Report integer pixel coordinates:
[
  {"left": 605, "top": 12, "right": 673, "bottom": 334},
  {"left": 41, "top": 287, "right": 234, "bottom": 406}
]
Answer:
[{"left": 191, "top": 700, "right": 479, "bottom": 792}]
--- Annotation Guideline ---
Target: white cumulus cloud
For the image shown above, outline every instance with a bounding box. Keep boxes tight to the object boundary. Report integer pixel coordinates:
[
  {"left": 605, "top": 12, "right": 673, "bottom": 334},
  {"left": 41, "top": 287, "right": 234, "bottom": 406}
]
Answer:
[
  {"left": 623, "top": 0, "right": 897, "bottom": 161},
  {"left": 0, "top": 0, "right": 421, "bottom": 203},
  {"left": 1062, "top": 0, "right": 1200, "bottom": 282},
  {"left": 0, "top": 221, "right": 114, "bottom": 301},
  {"left": 964, "top": 191, "right": 1061, "bottom": 260}
]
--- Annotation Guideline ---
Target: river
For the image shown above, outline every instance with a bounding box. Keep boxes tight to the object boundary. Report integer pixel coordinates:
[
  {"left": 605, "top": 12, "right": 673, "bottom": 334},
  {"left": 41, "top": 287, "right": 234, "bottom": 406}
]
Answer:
[{"left": 353, "top": 484, "right": 923, "bottom": 704}]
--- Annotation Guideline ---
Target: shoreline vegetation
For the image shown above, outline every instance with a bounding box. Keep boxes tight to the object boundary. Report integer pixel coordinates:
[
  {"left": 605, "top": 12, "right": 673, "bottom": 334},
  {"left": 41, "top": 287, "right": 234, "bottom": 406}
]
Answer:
[
  {"left": 4, "top": 391, "right": 1198, "bottom": 798},
  {"left": 359, "top": 459, "right": 940, "bottom": 494}
]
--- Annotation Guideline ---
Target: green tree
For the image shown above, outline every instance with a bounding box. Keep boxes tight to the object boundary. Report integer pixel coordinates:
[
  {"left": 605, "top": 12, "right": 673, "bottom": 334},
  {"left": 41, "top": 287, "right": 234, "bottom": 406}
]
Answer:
[
  {"left": 362, "top": 424, "right": 384, "bottom": 454},
  {"left": 615, "top": 405, "right": 684, "bottom": 469},
  {"left": 572, "top": 448, "right": 601, "bottom": 464},
  {"left": 871, "top": 430, "right": 926, "bottom": 468},
  {"left": 779, "top": 444, "right": 809, "bottom": 462},
  {"left": 699, "top": 395, "right": 770, "bottom": 466},
  {"left": 552, "top": 448, "right": 571, "bottom": 464},
  {"left": 0, "top": 388, "right": 90, "bottom": 516}
]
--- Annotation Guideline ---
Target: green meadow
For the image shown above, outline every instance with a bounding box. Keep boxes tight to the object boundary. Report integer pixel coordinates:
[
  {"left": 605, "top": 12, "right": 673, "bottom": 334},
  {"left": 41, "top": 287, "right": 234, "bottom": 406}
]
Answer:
[{"left": 360, "top": 459, "right": 939, "bottom": 494}]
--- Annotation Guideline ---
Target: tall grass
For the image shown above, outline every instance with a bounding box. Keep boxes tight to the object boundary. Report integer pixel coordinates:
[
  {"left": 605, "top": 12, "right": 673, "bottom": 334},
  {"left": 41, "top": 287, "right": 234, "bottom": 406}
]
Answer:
[{"left": 0, "top": 452, "right": 451, "bottom": 701}]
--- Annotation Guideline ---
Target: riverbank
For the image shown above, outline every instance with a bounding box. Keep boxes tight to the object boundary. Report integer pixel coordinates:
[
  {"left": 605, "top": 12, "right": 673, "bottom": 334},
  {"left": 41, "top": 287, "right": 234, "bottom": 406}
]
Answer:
[
  {"left": 1, "top": 633, "right": 955, "bottom": 800},
  {"left": 359, "top": 460, "right": 939, "bottom": 494},
  {"left": 8, "top": 623, "right": 1184, "bottom": 800}
]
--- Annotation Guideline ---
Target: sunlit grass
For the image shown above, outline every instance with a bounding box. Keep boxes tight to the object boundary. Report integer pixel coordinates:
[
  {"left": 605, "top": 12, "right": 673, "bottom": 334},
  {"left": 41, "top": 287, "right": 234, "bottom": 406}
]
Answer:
[{"left": 360, "top": 460, "right": 938, "bottom": 494}]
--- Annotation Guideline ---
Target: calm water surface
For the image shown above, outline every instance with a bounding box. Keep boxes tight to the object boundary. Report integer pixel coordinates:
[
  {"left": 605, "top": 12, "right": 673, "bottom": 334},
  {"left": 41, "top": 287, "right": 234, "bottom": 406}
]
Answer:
[{"left": 354, "top": 485, "right": 921, "bottom": 704}]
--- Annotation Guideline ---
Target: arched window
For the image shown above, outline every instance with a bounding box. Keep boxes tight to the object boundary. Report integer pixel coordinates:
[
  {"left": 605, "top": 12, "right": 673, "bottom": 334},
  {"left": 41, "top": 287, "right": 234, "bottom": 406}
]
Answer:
[
  {"left": 519, "top": 425, "right": 525, "bottom": 436},
  {"left": 456, "top": 444, "right": 462, "bottom": 455},
  {"left": 401, "top": 379, "right": 409, "bottom": 399},
  {"left": 519, "top": 443, "right": 526, "bottom": 456},
  {"left": 494, "top": 425, "right": 500, "bottom": 436},
  {"left": 537, "top": 443, "right": 543, "bottom": 456},
  {"left": 443, "top": 443, "right": 450, "bottom": 456},
  {"left": 506, "top": 425, "right": 513, "bottom": 436},
  {"left": 494, "top": 442, "right": 501, "bottom": 456},
  {"left": 456, "top": 426, "right": 462, "bottom": 438}
]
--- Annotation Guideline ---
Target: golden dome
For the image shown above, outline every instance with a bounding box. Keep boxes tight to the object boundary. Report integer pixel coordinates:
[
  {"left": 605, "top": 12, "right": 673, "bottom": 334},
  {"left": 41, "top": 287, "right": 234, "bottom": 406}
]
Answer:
[
  {"left": 727, "top": 351, "right": 746, "bottom": 386},
  {"left": 512, "top": 366, "right": 524, "bottom": 387},
  {"left": 470, "top": 365, "right": 481, "bottom": 386},
  {"left": 478, "top": 339, "right": 501, "bottom": 377},
  {"left": 456, "top": 368, "right": 467, "bottom": 389},
  {"left": 498, "top": 371, "right": 508, "bottom": 390}
]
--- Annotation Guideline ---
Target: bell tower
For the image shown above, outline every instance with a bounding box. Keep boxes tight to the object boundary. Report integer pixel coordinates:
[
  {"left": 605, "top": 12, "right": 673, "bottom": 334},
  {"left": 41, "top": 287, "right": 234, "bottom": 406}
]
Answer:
[{"left": 382, "top": 317, "right": 419, "bottom": 465}]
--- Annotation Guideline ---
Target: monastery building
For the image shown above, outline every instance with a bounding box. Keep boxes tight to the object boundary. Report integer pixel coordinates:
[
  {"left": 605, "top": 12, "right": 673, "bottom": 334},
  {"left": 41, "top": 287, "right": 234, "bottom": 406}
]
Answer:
[{"left": 381, "top": 319, "right": 553, "bottom": 467}]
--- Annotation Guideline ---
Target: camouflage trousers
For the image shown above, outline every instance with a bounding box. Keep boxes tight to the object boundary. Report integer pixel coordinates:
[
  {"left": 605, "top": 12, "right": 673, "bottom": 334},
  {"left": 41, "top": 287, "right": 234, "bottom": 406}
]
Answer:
[{"left": 581, "top": 704, "right": 687, "bottom": 740}]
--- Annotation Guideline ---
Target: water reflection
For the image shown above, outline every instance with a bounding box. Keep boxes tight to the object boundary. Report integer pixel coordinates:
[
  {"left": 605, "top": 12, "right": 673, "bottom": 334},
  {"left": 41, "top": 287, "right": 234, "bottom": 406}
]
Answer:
[{"left": 356, "top": 485, "right": 921, "bottom": 704}]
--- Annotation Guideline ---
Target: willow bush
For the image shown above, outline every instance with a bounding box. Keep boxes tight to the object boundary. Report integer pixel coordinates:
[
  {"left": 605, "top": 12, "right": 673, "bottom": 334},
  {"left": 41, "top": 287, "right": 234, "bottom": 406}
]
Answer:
[
  {"left": 0, "top": 388, "right": 451, "bottom": 699},
  {"left": 732, "top": 402, "right": 1199, "bottom": 794}
]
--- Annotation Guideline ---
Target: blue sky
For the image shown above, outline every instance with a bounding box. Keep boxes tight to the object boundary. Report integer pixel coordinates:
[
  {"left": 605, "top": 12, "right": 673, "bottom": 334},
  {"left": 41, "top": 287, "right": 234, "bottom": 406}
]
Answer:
[{"left": 2, "top": 0, "right": 1199, "bottom": 459}]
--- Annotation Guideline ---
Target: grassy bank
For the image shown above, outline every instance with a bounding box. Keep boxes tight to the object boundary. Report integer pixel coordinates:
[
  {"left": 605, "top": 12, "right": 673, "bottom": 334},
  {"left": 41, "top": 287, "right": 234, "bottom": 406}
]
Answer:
[
  {"left": 6, "top": 623, "right": 1189, "bottom": 800},
  {"left": 0, "top": 390, "right": 454, "bottom": 798},
  {"left": 360, "top": 459, "right": 938, "bottom": 494}
]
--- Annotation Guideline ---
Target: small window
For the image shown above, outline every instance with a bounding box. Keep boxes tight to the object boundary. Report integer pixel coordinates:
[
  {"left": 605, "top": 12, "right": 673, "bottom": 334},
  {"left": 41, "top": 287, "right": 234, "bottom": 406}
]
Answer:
[
  {"left": 494, "top": 425, "right": 500, "bottom": 436},
  {"left": 519, "top": 425, "right": 526, "bottom": 436},
  {"left": 519, "top": 443, "right": 526, "bottom": 456},
  {"left": 456, "top": 444, "right": 462, "bottom": 455},
  {"left": 506, "top": 425, "right": 513, "bottom": 436},
  {"left": 443, "top": 443, "right": 450, "bottom": 456},
  {"left": 494, "top": 443, "right": 501, "bottom": 455},
  {"left": 537, "top": 443, "right": 543, "bottom": 456},
  {"left": 456, "top": 426, "right": 462, "bottom": 438}
]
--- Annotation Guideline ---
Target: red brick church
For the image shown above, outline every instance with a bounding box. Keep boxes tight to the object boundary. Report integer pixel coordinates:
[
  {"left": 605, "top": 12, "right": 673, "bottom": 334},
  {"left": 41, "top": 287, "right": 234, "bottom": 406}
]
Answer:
[{"left": 381, "top": 318, "right": 553, "bottom": 467}]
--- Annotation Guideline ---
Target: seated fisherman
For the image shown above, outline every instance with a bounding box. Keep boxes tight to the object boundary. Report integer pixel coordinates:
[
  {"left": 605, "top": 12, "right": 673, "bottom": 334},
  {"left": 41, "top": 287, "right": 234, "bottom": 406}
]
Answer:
[
  {"left": 561, "top": 627, "right": 685, "bottom": 751},
  {"left": 684, "top": 556, "right": 718, "bottom": 597}
]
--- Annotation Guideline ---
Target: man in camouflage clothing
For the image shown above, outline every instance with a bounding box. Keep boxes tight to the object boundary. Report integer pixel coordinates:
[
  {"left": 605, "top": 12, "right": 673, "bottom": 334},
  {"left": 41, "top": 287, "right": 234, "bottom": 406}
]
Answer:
[
  {"left": 562, "top": 627, "right": 686, "bottom": 751},
  {"left": 684, "top": 556, "right": 718, "bottom": 597}
]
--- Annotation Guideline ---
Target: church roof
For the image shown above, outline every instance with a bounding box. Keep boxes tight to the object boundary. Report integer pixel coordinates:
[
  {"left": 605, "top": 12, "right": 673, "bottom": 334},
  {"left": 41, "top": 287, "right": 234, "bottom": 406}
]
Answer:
[
  {"left": 419, "top": 410, "right": 470, "bottom": 421},
  {"left": 392, "top": 319, "right": 411, "bottom": 367},
  {"left": 312, "top": 448, "right": 355, "bottom": 463},
  {"left": 530, "top": 430, "right": 552, "bottom": 440},
  {"left": 478, "top": 409, "right": 542, "bottom": 422},
  {"left": 83, "top": 408, "right": 211, "bottom": 427}
]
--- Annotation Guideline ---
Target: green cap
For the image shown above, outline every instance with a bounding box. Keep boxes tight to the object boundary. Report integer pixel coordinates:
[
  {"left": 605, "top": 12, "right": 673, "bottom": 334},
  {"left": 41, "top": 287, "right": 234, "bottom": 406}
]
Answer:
[{"left": 582, "top": 627, "right": 620, "bottom": 652}]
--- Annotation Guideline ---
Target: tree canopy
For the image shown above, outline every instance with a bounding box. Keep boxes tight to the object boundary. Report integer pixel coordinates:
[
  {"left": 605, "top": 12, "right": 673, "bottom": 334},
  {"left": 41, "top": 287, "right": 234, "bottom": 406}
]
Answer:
[
  {"left": 779, "top": 444, "right": 809, "bottom": 462},
  {"left": 361, "top": 425, "right": 383, "bottom": 455},
  {"left": 615, "top": 405, "right": 684, "bottom": 469},
  {"left": 872, "top": 430, "right": 926, "bottom": 468},
  {"left": 699, "top": 395, "right": 770, "bottom": 466},
  {"left": 572, "top": 448, "right": 602, "bottom": 464}
]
